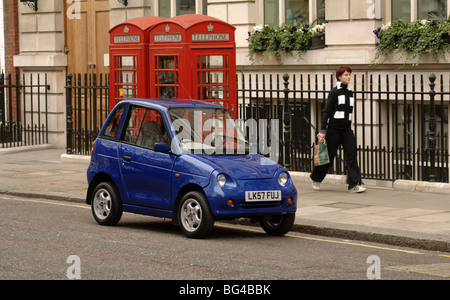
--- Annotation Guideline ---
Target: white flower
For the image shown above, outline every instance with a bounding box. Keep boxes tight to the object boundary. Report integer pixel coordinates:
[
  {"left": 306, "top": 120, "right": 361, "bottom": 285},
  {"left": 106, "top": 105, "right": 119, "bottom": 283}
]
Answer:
[
  {"left": 420, "top": 19, "right": 429, "bottom": 25},
  {"left": 381, "top": 22, "right": 391, "bottom": 31},
  {"left": 253, "top": 25, "right": 263, "bottom": 32},
  {"left": 318, "top": 24, "right": 326, "bottom": 31},
  {"left": 311, "top": 24, "right": 325, "bottom": 34}
]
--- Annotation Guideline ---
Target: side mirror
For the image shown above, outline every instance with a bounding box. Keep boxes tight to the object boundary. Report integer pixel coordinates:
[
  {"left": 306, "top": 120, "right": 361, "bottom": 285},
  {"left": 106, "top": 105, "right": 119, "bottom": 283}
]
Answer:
[{"left": 154, "top": 142, "right": 173, "bottom": 155}]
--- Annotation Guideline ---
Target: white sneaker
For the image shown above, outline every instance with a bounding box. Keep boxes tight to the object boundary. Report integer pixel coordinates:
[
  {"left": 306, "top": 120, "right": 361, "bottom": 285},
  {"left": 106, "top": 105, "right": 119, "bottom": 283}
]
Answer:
[
  {"left": 349, "top": 185, "right": 367, "bottom": 193},
  {"left": 312, "top": 181, "right": 321, "bottom": 191}
]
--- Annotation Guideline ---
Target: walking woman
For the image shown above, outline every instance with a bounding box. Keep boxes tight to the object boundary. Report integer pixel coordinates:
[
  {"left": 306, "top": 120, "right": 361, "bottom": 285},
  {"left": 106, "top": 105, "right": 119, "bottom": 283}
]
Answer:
[{"left": 310, "top": 66, "right": 366, "bottom": 193}]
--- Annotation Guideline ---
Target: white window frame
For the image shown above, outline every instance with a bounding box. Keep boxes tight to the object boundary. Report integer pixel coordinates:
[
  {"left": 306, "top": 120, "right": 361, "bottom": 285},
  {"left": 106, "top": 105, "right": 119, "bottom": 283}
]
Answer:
[
  {"left": 155, "top": 0, "right": 206, "bottom": 17},
  {"left": 259, "top": 0, "right": 322, "bottom": 26},
  {"left": 387, "top": 0, "right": 450, "bottom": 22}
]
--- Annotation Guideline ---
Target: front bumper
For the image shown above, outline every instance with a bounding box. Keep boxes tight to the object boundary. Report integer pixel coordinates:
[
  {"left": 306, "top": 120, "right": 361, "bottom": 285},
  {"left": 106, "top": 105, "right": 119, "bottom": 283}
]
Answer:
[{"left": 204, "top": 171, "right": 298, "bottom": 219}]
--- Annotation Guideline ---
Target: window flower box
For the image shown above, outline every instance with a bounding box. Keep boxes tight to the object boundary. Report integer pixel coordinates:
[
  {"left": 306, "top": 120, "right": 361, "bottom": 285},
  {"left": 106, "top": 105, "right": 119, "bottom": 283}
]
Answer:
[
  {"left": 310, "top": 34, "right": 325, "bottom": 50},
  {"left": 373, "top": 18, "right": 450, "bottom": 66},
  {"left": 248, "top": 22, "right": 326, "bottom": 64}
]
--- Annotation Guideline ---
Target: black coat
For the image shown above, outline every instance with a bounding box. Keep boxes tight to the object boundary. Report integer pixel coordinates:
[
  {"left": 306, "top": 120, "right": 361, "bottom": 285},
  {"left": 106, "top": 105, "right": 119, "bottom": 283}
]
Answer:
[{"left": 320, "top": 82, "right": 354, "bottom": 132}]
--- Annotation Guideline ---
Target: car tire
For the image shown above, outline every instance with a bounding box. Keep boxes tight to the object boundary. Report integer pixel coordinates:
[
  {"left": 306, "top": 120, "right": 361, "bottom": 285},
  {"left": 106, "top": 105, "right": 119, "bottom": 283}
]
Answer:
[
  {"left": 260, "top": 213, "right": 295, "bottom": 236},
  {"left": 178, "top": 191, "right": 214, "bottom": 239},
  {"left": 91, "top": 182, "right": 123, "bottom": 226}
]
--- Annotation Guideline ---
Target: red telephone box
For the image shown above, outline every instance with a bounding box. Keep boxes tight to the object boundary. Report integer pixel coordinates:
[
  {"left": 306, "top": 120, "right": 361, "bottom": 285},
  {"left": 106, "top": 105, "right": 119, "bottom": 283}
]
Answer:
[
  {"left": 149, "top": 15, "right": 237, "bottom": 117},
  {"left": 109, "top": 16, "right": 166, "bottom": 108},
  {"left": 181, "top": 15, "right": 236, "bottom": 117},
  {"left": 148, "top": 18, "right": 187, "bottom": 101},
  {"left": 110, "top": 15, "right": 237, "bottom": 117}
]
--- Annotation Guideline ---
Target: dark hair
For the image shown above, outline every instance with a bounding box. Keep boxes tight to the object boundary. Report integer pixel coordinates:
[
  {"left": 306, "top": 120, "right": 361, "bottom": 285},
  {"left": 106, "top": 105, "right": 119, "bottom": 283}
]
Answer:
[{"left": 336, "top": 66, "right": 352, "bottom": 81}]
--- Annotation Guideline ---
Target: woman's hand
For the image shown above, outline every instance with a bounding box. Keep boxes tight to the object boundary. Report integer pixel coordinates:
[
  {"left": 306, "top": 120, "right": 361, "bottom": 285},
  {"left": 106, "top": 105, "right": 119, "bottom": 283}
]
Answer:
[{"left": 317, "top": 132, "right": 326, "bottom": 140}]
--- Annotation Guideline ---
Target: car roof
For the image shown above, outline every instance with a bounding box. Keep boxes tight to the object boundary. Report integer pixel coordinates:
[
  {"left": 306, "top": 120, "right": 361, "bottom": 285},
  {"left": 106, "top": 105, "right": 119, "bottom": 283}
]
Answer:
[{"left": 118, "top": 98, "right": 224, "bottom": 110}]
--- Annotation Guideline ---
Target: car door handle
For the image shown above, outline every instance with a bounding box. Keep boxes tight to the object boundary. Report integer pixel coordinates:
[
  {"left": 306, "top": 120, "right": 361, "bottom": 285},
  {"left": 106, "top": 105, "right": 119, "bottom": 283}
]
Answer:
[{"left": 123, "top": 155, "right": 132, "bottom": 162}]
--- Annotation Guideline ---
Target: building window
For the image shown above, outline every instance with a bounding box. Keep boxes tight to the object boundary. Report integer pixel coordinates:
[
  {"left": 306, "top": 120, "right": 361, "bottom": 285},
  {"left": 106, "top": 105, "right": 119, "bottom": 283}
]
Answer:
[
  {"left": 392, "top": 0, "right": 448, "bottom": 21},
  {"left": 316, "top": 0, "right": 325, "bottom": 24},
  {"left": 158, "top": 0, "right": 207, "bottom": 17},
  {"left": 159, "top": 0, "right": 171, "bottom": 18},
  {"left": 177, "top": 0, "right": 196, "bottom": 15},
  {"left": 264, "top": 0, "right": 279, "bottom": 25},
  {"left": 285, "top": 0, "right": 309, "bottom": 24},
  {"left": 392, "top": 0, "right": 411, "bottom": 20},
  {"left": 418, "top": 0, "right": 447, "bottom": 20},
  {"left": 264, "top": 0, "right": 324, "bottom": 26}
]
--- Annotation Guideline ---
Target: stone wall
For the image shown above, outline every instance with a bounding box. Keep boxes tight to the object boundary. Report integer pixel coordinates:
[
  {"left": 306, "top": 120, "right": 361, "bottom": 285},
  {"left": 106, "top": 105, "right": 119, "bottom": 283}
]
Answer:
[{"left": 14, "top": 0, "right": 67, "bottom": 148}]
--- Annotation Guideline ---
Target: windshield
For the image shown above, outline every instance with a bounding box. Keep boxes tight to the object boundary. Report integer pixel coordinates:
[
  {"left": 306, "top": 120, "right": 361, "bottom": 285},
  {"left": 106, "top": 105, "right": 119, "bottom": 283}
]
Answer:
[{"left": 169, "top": 107, "right": 249, "bottom": 155}]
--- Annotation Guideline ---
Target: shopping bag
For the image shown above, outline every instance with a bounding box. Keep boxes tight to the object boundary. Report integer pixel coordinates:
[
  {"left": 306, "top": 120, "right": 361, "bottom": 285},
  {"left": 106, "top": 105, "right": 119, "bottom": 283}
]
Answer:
[{"left": 314, "top": 139, "right": 330, "bottom": 166}]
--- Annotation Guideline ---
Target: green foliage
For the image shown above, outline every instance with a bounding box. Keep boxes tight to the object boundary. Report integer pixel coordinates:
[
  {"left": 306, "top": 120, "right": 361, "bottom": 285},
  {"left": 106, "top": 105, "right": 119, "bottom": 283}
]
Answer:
[
  {"left": 373, "top": 18, "right": 450, "bottom": 65},
  {"left": 247, "top": 22, "right": 325, "bottom": 64}
]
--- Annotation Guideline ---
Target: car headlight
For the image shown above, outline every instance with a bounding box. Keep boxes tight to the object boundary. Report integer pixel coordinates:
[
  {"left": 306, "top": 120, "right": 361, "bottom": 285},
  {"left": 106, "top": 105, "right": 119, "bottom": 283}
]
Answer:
[
  {"left": 217, "top": 174, "right": 226, "bottom": 187},
  {"left": 278, "top": 172, "right": 288, "bottom": 186}
]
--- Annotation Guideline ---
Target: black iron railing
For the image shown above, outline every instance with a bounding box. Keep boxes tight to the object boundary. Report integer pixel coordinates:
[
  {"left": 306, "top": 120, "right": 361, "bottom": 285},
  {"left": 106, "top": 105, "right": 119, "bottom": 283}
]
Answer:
[
  {"left": 0, "top": 73, "right": 50, "bottom": 148},
  {"left": 237, "top": 72, "right": 449, "bottom": 183},
  {"left": 65, "top": 73, "right": 110, "bottom": 155}
]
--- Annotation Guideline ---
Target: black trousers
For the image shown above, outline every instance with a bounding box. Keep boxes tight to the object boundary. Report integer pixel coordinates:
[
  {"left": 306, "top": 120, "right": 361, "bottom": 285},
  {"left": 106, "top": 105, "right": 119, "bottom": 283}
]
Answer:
[{"left": 310, "top": 128, "right": 362, "bottom": 189}]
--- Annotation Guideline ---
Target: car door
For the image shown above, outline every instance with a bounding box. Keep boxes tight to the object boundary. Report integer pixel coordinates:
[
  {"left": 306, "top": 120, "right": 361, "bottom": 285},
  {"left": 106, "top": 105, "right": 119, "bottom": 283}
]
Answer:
[{"left": 118, "top": 105, "right": 175, "bottom": 210}]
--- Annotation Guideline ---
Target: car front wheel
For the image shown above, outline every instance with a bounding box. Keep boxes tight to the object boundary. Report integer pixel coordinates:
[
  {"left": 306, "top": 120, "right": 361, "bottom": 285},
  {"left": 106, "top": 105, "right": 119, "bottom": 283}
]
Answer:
[
  {"left": 260, "top": 213, "right": 295, "bottom": 236},
  {"left": 178, "top": 191, "right": 214, "bottom": 239},
  {"left": 91, "top": 182, "right": 123, "bottom": 226}
]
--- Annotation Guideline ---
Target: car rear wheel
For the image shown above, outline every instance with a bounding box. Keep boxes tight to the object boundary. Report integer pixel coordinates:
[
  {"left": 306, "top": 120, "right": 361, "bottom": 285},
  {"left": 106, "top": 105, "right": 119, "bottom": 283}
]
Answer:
[
  {"left": 91, "top": 182, "right": 122, "bottom": 226},
  {"left": 178, "top": 191, "right": 214, "bottom": 239},
  {"left": 260, "top": 213, "right": 295, "bottom": 236}
]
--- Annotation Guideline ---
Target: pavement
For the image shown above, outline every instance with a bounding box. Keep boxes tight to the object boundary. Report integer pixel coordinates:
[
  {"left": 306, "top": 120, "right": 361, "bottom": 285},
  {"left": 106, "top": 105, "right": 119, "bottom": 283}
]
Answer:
[{"left": 1, "top": 146, "right": 450, "bottom": 252}]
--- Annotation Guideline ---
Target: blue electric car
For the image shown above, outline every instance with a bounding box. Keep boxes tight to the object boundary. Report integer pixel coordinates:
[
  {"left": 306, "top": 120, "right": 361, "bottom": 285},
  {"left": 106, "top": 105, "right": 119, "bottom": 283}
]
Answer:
[{"left": 86, "top": 99, "right": 297, "bottom": 238}]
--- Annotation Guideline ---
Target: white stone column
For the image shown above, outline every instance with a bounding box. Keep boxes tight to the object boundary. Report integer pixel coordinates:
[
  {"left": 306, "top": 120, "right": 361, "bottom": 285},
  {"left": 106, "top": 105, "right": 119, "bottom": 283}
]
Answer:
[
  {"left": 325, "top": 0, "right": 381, "bottom": 47},
  {"left": 14, "top": 0, "right": 67, "bottom": 148}
]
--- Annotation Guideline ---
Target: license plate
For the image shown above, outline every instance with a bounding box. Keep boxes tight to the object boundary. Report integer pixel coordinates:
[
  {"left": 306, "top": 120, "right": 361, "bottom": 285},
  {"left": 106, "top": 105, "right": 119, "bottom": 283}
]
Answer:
[{"left": 245, "top": 190, "right": 282, "bottom": 202}]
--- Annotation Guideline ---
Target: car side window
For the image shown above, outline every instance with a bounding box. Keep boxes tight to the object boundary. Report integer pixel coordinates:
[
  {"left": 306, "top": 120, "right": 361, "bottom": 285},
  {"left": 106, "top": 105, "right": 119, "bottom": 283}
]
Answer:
[
  {"left": 121, "top": 106, "right": 169, "bottom": 149},
  {"left": 103, "top": 104, "right": 125, "bottom": 139}
]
